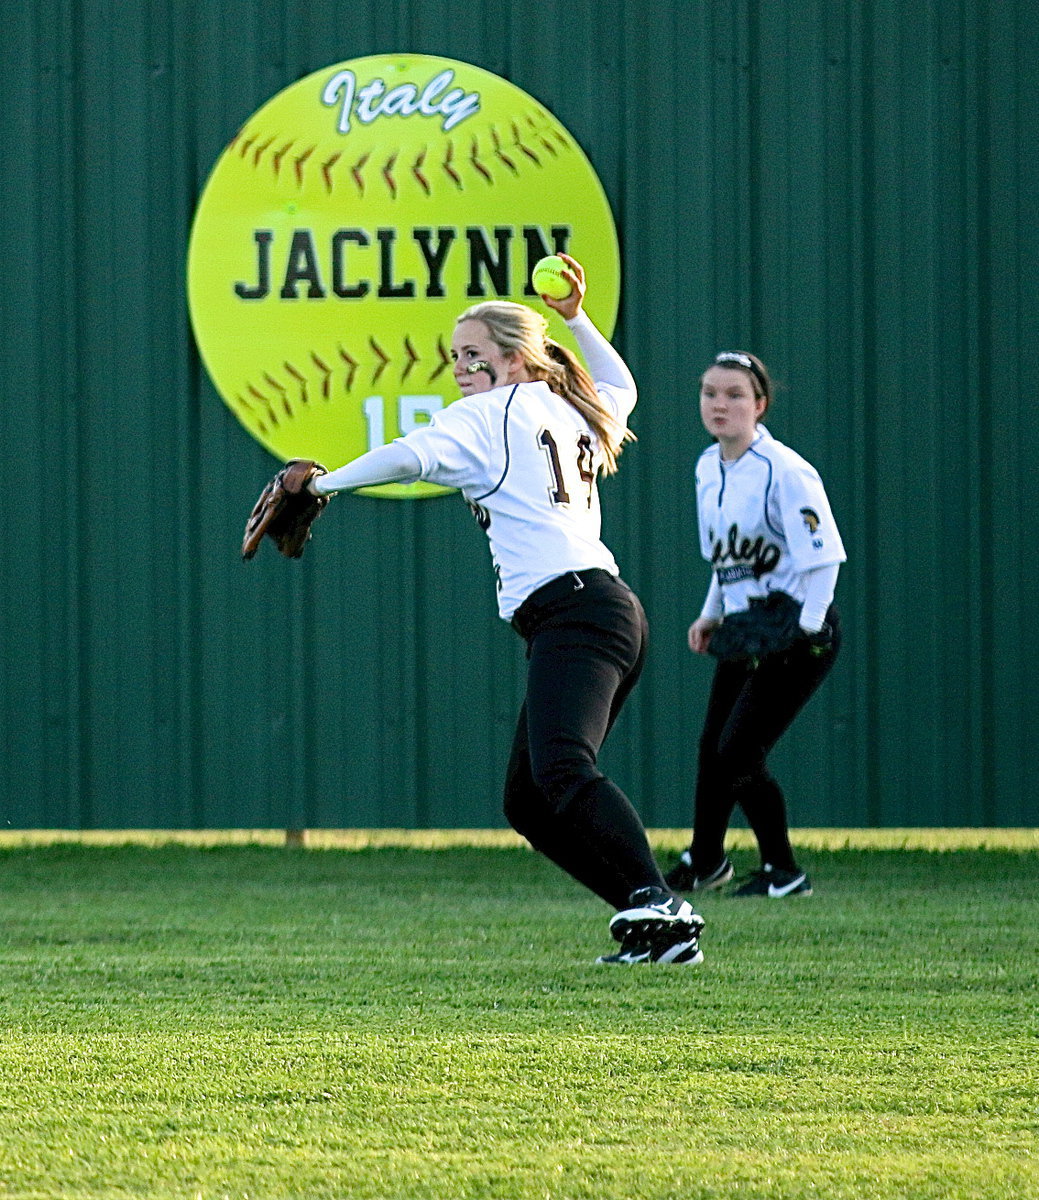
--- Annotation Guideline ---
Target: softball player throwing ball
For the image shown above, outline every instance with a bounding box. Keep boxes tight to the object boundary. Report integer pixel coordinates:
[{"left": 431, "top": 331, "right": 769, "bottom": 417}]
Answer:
[
  {"left": 306, "top": 255, "right": 703, "bottom": 965},
  {"left": 666, "top": 351, "right": 845, "bottom": 899}
]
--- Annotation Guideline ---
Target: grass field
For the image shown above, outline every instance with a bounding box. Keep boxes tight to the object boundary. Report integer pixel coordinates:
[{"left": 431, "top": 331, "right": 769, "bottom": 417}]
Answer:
[{"left": 0, "top": 829, "right": 1036, "bottom": 1200}]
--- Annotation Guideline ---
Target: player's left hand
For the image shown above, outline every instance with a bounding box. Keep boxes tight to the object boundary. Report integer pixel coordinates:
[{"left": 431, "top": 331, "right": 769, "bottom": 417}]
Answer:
[
  {"left": 242, "top": 459, "right": 330, "bottom": 560},
  {"left": 542, "top": 254, "right": 586, "bottom": 321}
]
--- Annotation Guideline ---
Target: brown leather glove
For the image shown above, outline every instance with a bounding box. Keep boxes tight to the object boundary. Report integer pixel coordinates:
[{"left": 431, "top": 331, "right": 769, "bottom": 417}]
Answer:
[{"left": 241, "top": 459, "right": 329, "bottom": 560}]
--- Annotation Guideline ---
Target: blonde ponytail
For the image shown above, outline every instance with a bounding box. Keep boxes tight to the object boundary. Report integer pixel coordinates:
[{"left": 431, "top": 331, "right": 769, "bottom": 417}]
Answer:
[{"left": 543, "top": 341, "right": 633, "bottom": 475}]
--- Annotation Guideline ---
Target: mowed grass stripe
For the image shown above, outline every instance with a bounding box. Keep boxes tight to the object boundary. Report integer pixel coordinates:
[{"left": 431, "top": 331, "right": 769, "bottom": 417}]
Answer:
[{"left": 0, "top": 836, "right": 1036, "bottom": 1199}]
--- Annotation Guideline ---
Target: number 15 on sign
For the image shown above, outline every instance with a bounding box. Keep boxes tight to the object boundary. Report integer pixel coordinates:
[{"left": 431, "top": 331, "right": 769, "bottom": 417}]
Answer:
[{"left": 362, "top": 394, "right": 444, "bottom": 450}]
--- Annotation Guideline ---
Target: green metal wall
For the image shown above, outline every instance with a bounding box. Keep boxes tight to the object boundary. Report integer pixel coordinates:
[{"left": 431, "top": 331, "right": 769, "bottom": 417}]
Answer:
[{"left": 3, "top": 0, "right": 1036, "bottom": 829}]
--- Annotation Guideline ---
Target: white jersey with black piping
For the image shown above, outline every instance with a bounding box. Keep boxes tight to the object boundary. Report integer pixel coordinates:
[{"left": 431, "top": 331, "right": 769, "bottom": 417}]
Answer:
[
  {"left": 695, "top": 425, "right": 846, "bottom": 614},
  {"left": 402, "top": 375, "right": 634, "bottom": 620}
]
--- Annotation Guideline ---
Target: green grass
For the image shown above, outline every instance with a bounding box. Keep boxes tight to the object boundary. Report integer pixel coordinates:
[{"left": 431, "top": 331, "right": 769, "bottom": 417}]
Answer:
[{"left": 0, "top": 830, "right": 1036, "bottom": 1199}]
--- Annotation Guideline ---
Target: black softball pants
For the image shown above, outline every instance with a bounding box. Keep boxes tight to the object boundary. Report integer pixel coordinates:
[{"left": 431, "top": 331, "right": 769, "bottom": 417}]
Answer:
[
  {"left": 690, "top": 605, "right": 842, "bottom": 874},
  {"left": 504, "top": 569, "right": 667, "bottom": 910}
]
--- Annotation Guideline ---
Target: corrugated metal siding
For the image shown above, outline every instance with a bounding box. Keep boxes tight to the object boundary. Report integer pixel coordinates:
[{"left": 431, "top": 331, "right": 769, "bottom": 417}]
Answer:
[{"left": 2, "top": 0, "right": 1035, "bottom": 829}]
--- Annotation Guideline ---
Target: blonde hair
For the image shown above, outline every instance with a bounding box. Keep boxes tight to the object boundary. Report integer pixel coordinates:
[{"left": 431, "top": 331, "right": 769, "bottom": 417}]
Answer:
[{"left": 456, "top": 301, "right": 634, "bottom": 474}]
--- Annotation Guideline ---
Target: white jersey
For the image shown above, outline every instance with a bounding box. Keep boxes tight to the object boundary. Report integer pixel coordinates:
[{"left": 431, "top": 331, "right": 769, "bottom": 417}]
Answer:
[
  {"left": 401, "top": 335, "right": 635, "bottom": 620},
  {"left": 696, "top": 425, "right": 846, "bottom": 614}
]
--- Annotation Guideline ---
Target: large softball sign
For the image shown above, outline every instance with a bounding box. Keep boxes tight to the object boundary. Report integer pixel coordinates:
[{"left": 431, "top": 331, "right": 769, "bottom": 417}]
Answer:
[{"left": 187, "top": 53, "right": 621, "bottom": 498}]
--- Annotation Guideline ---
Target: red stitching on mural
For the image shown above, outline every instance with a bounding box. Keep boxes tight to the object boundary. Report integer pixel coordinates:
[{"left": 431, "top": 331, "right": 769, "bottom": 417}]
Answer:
[
  {"left": 263, "top": 372, "right": 289, "bottom": 417},
  {"left": 253, "top": 136, "right": 275, "bottom": 167},
  {"left": 272, "top": 140, "right": 294, "bottom": 178},
  {"left": 469, "top": 137, "right": 492, "bottom": 184},
  {"left": 442, "top": 141, "right": 463, "bottom": 189},
  {"left": 283, "top": 361, "right": 306, "bottom": 410},
  {"left": 338, "top": 345, "right": 358, "bottom": 392},
  {"left": 233, "top": 111, "right": 576, "bottom": 201},
  {"left": 513, "top": 120, "right": 540, "bottom": 166},
  {"left": 402, "top": 336, "right": 419, "bottom": 381},
  {"left": 491, "top": 128, "right": 517, "bottom": 174},
  {"left": 369, "top": 337, "right": 390, "bottom": 383},
  {"left": 430, "top": 336, "right": 451, "bottom": 381},
  {"left": 351, "top": 151, "right": 370, "bottom": 195},
  {"left": 321, "top": 152, "right": 341, "bottom": 193},
  {"left": 247, "top": 383, "right": 278, "bottom": 427},
  {"left": 382, "top": 151, "right": 399, "bottom": 199},
  {"left": 293, "top": 146, "right": 314, "bottom": 188},
  {"left": 413, "top": 147, "right": 431, "bottom": 195},
  {"left": 311, "top": 352, "right": 333, "bottom": 399}
]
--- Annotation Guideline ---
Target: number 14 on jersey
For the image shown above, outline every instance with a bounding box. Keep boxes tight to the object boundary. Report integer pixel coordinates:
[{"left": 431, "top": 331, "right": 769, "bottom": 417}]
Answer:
[{"left": 539, "top": 429, "right": 595, "bottom": 508}]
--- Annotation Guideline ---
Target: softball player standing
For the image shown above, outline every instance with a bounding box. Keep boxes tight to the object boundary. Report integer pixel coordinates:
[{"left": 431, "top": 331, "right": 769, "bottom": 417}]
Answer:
[
  {"left": 309, "top": 256, "right": 703, "bottom": 964},
  {"left": 666, "top": 351, "right": 845, "bottom": 898}
]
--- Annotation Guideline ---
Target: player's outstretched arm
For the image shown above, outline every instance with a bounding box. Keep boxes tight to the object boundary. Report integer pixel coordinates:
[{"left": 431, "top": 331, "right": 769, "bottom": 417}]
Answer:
[{"left": 311, "top": 442, "right": 423, "bottom": 495}]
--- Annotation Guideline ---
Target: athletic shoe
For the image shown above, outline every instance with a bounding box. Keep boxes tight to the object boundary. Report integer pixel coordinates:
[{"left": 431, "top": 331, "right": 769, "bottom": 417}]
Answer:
[
  {"left": 596, "top": 932, "right": 704, "bottom": 966},
  {"left": 608, "top": 886, "right": 704, "bottom": 946},
  {"left": 732, "top": 863, "right": 813, "bottom": 898},
  {"left": 664, "top": 851, "right": 735, "bottom": 893}
]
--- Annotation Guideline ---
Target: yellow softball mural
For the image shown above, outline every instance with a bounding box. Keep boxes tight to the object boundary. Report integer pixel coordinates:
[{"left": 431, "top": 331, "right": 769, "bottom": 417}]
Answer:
[{"left": 187, "top": 53, "right": 621, "bottom": 498}]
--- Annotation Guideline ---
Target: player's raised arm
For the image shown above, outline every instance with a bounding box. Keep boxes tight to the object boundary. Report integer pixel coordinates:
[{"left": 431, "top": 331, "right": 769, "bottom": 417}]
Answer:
[
  {"left": 565, "top": 311, "right": 637, "bottom": 399},
  {"left": 539, "top": 254, "right": 637, "bottom": 433},
  {"left": 539, "top": 254, "right": 637, "bottom": 397}
]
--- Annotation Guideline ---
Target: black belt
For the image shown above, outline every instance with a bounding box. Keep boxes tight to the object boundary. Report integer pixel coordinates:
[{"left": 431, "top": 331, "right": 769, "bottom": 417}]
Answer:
[{"left": 510, "top": 568, "right": 615, "bottom": 637}]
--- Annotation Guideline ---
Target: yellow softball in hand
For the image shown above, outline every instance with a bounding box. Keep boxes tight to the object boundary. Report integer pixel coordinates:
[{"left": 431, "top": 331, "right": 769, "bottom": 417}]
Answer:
[{"left": 531, "top": 255, "right": 573, "bottom": 300}]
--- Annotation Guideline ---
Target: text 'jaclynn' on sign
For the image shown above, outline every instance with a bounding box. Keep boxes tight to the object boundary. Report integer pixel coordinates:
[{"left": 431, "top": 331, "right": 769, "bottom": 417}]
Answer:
[{"left": 234, "top": 225, "right": 572, "bottom": 301}]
